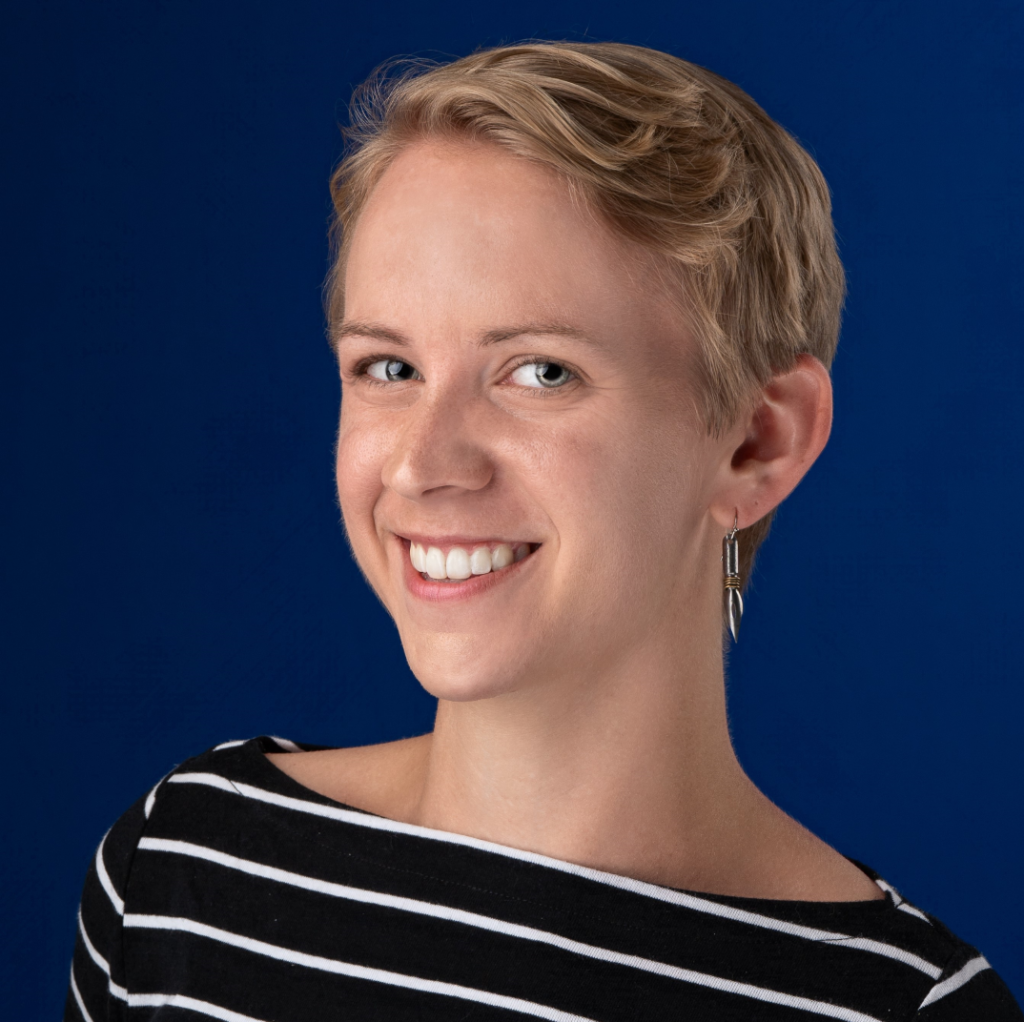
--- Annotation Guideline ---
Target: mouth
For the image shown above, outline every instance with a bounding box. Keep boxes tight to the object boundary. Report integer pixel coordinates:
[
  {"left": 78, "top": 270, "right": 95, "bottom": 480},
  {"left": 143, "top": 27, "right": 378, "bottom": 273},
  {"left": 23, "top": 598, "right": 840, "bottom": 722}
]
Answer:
[
  {"left": 396, "top": 535, "right": 540, "bottom": 600},
  {"left": 409, "top": 539, "right": 533, "bottom": 580}
]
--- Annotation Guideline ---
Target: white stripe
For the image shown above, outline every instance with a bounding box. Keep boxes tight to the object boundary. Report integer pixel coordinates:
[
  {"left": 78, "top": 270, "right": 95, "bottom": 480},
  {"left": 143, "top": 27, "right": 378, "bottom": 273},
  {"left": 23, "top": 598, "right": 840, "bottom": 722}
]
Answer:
[
  {"left": 77, "top": 911, "right": 128, "bottom": 1000},
  {"left": 896, "top": 902, "right": 932, "bottom": 924},
  {"left": 821, "top": 934, "right": 937, "bottom": 974},
  {"left": 169, "top": 772, "right": 941, "bottom": 979},
  {"left": 918, "top": 956, "right": 991, "bottom": 1007},
  {"left": 69, "top": 965, "right": 96, "bottom": 1022},
  {"left": 874, "top": 879, "right": 931, "bottom": 924},
  {"left": 144, "top": 770, "right": 174, "bottom": 819},
  {"left": 78, "top": 910, "right": 110, "bottom": 976},
  {"left": 94, "top": 831, "right": 124, "bottom": 916},
  {"left": 267, "top": 735, "right": 302, "bottom": 753},
  {"left": 124, "top": 914, "right": 598, "bottom": 1022},
  {"left": 213, "top": 739, "right": 248, "bottom": 751},
  {"left": 139, "top": 837, "right": 889, "bottom": 1021},
  {"left": 174, "top": 771, "right": 240, "bottom": 795},
  {"left": 127, "top": 992, "right": 270, "bottom": 1021},
  {"left": 874, "top": 879, "right": 902, "bottom": 904}
]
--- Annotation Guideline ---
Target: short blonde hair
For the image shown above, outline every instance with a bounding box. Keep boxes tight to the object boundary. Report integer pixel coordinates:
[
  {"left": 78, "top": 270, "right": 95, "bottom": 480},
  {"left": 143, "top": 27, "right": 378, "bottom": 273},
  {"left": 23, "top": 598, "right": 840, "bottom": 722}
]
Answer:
[{"left": 326, "top": 42, "right": 845, "bottom": 578}]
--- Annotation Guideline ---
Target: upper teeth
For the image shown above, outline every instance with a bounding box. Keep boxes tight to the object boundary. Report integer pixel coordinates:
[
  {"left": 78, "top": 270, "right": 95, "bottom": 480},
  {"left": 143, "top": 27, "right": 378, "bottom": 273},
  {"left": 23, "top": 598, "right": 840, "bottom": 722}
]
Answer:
[{"left": 409, "top": 541, "right": 529, "bottom": 580}]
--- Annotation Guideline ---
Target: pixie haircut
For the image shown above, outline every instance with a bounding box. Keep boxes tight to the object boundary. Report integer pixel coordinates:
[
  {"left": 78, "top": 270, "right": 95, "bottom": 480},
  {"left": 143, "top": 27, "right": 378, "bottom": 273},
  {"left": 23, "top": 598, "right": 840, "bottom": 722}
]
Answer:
[{"left": 326, "top": 42, "right": 845, "bottom": 579}]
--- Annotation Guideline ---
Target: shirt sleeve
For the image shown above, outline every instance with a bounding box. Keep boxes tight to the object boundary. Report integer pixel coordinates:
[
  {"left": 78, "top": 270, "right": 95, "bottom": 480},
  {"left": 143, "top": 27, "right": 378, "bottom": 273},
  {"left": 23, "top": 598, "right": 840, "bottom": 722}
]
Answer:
[
  {"left": 63, "top": 786, "right": 154, "bottom": 1022},
  {"left": 913, "top": 945, "right": 1023, "bottom": 1021}
]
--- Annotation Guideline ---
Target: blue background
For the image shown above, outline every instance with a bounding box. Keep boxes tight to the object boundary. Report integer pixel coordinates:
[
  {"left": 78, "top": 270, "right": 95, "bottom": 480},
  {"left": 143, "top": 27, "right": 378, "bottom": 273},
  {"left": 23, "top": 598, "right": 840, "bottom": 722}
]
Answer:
[{"left": 2, "top": 0, "right": 1021, "bottom": 1013}]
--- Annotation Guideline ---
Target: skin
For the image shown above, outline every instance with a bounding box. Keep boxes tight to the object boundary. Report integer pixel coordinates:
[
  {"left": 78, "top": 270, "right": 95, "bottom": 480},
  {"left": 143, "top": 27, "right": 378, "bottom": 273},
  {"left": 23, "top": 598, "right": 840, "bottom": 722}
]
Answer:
[{"left": 269, "top": 139, "right": 882, "bottom": 902}]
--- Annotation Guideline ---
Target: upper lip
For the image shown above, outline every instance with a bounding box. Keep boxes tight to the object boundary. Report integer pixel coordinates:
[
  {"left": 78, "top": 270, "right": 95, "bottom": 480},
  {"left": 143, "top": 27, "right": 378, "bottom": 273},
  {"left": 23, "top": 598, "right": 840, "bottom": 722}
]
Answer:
[{"left": 395, "top": 532, "right": 538, "bottom": 547}]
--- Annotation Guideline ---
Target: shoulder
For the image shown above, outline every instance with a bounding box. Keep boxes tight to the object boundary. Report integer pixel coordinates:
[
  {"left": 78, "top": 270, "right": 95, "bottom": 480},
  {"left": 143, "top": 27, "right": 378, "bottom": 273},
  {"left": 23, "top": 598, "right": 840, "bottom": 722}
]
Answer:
[
  {"left": 93, "top": 737, "right": 277, "bottom": 876},
  {"left": 84, "top": 733, "right": 432, "bottom": 926},
  {"left": 70, "top": 737, "right": 307, "bottom": 1016},
  {"left": 909, "top": 917, "right": 1022, "bottom": 1020},
  {"left": 96, "top": 735, "right": 316, "bottom": 866},
  {"left": 105, "top": 733, "right": 431, "bottom": 848},
  {"left": 858, "top": 874, "right": 1023, "bottom": 1020},
  {"left": 82, "top": 735, "right": 313, "bottom": 914}
]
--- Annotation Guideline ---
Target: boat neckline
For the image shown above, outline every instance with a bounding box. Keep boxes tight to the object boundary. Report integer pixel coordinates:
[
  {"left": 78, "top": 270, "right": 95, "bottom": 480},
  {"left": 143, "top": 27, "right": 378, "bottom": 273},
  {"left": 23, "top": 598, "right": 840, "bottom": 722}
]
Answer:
[{"left": 244, "top": 735, "right": 896, "bottom": 913}]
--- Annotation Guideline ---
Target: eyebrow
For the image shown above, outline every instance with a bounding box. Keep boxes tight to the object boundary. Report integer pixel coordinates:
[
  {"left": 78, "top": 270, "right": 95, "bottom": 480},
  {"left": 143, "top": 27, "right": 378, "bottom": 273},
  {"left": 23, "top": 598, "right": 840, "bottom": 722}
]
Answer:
[
  {"left": 481, "top": 323, "right": 595, "bottom": 347},
  {"left": 333, "top": 321, "right": 598, "bottom": 349},
  {"left": 333, "top": 322, "right": 410, "bottom": 348}
]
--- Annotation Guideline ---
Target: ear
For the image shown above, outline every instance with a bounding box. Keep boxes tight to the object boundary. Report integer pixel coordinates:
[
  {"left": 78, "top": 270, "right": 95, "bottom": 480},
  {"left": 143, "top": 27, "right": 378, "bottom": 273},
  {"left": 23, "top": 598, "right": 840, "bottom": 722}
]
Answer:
[{"left": 710, "top": 354, "right": 833, "bottom": 531}]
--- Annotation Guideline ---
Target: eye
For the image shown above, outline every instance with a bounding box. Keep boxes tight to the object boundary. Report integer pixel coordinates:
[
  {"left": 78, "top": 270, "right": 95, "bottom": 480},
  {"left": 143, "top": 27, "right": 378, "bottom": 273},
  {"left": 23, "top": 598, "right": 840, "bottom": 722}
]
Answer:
[
  {"left": 366, "top": 358, "right": 421, "bottom": 382},
  {"left": 509, "top": 361, "right": 575, "bottom": 389}
]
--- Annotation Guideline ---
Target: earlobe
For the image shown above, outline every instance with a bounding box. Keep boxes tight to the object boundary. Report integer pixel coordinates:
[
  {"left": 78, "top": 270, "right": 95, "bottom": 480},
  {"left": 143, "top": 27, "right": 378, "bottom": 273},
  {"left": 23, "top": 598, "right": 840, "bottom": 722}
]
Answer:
[{"left": 712, "top": 354, "right": 833, "bottom": 530}]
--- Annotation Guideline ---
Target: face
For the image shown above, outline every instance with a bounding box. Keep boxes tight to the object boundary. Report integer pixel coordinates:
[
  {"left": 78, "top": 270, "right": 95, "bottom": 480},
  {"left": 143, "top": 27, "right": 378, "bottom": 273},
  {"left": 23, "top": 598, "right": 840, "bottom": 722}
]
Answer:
[{"left": 335, "top": 141, "right": 727, "bottom": 701}]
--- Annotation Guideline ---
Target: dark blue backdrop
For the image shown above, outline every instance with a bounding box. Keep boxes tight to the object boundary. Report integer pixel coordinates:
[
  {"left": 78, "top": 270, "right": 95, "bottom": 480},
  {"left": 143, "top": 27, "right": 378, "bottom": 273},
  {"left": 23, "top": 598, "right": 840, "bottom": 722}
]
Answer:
[{"left": 2, "top": 0, "right": 1021, "bottom": 1013}]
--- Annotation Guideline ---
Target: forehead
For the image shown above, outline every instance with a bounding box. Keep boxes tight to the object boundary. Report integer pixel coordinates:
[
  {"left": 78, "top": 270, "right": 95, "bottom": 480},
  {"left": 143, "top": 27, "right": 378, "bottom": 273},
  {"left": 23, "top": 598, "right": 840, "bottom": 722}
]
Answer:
[{"left": 342, "top": 140, "right": 680, "bottom": 342}]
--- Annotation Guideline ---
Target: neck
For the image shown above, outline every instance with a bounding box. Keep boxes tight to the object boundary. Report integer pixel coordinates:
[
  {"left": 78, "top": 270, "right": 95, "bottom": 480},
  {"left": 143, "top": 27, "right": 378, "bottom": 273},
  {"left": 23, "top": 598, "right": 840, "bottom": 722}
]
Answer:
[
  {"left": 267, "top": 582, "right": 882, "bottom": 900},
  {"left": 410, "top": 611, "right": 771, "bottom": 893}
]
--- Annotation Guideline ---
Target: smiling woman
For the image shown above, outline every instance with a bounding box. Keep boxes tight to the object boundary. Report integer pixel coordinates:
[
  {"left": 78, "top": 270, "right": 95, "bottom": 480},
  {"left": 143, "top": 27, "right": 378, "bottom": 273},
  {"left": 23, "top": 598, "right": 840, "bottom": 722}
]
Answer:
[{"left": 65, "top": 42, "right": 1021, "bottom": 1022}]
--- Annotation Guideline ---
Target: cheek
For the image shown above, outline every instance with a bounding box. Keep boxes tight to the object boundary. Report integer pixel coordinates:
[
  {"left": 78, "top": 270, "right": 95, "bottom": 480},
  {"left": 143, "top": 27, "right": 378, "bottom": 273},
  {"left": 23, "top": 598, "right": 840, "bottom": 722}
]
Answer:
[
  {"left": 335, "top": 410, "right": 390, "bottom": 540},
  {"left": 561, "top": 410, "right": 698, "bottom": 512},
  {"left": 542, "top": 409, "right": 707, "bottom": 580}
]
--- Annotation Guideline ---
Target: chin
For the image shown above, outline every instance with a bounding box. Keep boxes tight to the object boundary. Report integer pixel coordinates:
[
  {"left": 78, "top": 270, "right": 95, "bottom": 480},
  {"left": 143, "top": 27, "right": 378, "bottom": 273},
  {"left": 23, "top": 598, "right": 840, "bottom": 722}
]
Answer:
[{"left": 402, "top": 631, "right": 531, "bottom": 703}]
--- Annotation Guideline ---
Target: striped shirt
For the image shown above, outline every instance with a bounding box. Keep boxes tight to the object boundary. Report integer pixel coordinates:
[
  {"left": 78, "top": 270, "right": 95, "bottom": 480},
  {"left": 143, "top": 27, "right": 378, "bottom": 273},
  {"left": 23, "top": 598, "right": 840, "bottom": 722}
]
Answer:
[{"left": 66, "top": 736, "right": 1022, "bottom": 1022}]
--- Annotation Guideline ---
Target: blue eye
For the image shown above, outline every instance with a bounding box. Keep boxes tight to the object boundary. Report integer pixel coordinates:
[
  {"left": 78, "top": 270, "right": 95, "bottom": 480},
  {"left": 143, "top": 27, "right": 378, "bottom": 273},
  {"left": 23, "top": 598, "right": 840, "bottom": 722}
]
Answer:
[
  {"left": 510, "top": 362, "right": 574, "bottom": 389},
  {"left": 367, "top": 359, "right": 420, "bottom": 382}
]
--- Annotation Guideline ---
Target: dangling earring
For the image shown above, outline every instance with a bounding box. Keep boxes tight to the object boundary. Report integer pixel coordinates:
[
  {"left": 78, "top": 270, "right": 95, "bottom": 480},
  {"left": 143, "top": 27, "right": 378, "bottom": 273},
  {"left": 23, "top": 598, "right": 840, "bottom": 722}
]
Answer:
[{"left": 723, "top": 515, "right": 743, "bottom": 642}]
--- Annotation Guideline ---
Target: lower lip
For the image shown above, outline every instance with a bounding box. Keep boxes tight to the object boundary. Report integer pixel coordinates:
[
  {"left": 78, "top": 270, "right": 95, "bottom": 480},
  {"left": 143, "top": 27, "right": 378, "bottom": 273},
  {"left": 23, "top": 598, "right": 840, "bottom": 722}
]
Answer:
[{"left": 398, "top": 539, "right": 538, "bottom": 603}]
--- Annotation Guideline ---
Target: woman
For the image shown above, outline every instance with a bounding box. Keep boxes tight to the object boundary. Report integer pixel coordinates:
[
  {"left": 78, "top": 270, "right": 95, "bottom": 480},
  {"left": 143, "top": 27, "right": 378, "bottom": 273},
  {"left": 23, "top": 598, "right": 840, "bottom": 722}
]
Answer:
[{"left": 66, "top": 42, "right": 1022, "bottom": 1021}]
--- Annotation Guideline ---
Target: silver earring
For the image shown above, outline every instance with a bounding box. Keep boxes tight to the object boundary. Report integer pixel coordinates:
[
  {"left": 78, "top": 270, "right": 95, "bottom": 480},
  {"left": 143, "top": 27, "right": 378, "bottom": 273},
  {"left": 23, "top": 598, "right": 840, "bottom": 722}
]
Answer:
[{"left": 723, "top": 516, "right": 743, "bottom": 642}]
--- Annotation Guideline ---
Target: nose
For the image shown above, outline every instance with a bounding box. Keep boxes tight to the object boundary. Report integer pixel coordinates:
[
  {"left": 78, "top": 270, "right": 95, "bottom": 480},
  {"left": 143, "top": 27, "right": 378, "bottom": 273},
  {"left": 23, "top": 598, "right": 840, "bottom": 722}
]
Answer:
[{"left": 382, "top": 390, "right": 495, "bottom": 500}]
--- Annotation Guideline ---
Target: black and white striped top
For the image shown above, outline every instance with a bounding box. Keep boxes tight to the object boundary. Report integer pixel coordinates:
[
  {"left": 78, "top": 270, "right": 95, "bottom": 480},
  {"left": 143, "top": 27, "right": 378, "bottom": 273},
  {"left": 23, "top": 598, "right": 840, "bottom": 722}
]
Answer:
[{"left": 66, "top": 736, "right": 1022, "bottom": 1022}]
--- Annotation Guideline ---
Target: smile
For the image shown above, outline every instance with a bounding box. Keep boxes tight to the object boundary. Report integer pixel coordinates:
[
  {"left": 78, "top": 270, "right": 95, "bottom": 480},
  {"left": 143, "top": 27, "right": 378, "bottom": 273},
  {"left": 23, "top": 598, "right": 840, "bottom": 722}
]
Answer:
[{"left": 408, "top": 540, "right": 533, "bottom": 582}]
